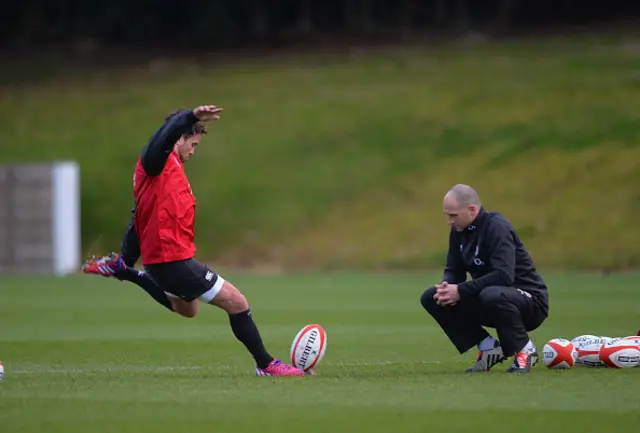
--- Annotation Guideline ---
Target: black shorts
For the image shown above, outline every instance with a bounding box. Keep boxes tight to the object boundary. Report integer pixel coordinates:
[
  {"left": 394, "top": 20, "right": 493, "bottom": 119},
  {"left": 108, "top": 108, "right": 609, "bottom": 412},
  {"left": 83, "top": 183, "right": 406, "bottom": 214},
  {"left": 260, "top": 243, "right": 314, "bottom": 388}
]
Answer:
[{"left": 144, "top": 259, "right": 224, "bottom": 303}]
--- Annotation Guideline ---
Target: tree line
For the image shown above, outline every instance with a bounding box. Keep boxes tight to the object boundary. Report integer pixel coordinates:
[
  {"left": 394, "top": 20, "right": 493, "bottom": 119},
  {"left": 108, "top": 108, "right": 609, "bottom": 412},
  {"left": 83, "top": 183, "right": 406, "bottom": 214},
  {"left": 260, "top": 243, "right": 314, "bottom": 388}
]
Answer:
[{"left": 1, "top": 0, "right": 638, "bottom": 50}]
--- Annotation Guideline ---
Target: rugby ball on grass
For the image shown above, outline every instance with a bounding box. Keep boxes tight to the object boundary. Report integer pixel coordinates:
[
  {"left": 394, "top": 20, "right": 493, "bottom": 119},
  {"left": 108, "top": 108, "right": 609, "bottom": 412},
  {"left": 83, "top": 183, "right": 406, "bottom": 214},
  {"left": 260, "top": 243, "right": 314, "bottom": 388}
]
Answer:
[
  {"left": 623, "top": 336, "right": 640, "bottom": 367},
  {"left": 571, "top": 335, "right": 618, "bottom": 368},
  {"left": 623, "top": 335, "right": 640, "bottom": 345},
  {"left": 599, "top": 339, "right": 640, "bottom": 368},
  {"left": 290, "top": 324, "right": 327, "bottom": 372},
  {"left": 542, "top": 338, "right": 577, "bottom": 369}
]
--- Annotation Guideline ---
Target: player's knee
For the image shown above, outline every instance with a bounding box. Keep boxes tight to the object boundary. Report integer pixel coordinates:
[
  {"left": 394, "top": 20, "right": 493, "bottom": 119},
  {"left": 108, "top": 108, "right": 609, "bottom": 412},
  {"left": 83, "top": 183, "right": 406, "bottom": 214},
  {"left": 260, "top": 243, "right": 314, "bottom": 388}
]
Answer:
[
  {"left": 234, "top": 292, "right": 249, "bottom": 313},
  {"left": 226, "top": 286, "right": 249, "bottom": 313},
  {"left": 420, "top": 287, "right": 438, "bottom": 312},
  {"left": 211, "top": 281, "right": 249, "bottom": 314}
]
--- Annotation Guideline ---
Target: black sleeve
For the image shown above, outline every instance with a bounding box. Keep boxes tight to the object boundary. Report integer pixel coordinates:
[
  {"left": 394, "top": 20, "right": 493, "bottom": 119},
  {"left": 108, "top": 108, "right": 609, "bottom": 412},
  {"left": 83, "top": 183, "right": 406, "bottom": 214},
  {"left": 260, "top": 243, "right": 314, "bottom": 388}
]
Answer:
[
  {"left": 443, "top": 230, "right": 466, "bottom": 284},
  {"left": 140, "top": 110, "right": 199, "bottom": 176},
  {"left": 457, "top": 219, "right": 516, "bottom": 300}
]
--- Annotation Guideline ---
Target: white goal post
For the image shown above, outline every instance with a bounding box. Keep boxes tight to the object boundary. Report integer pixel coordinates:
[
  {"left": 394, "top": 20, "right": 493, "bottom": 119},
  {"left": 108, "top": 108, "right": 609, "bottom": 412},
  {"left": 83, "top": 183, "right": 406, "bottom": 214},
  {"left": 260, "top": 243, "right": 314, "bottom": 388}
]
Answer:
[{"left": 0, "top": 161, "right": 81, "bottom": 276}]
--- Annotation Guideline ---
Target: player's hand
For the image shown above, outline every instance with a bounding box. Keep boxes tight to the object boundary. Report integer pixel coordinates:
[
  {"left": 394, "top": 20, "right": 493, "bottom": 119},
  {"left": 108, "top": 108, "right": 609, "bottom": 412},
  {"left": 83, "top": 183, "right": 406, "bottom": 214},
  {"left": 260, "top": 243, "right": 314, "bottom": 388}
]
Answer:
[
  {"left": 435, "top": 283, "right": 459, "bottom": 307},
  {"left": 193, "top": 105, "right": 223, "bottom": 121}
]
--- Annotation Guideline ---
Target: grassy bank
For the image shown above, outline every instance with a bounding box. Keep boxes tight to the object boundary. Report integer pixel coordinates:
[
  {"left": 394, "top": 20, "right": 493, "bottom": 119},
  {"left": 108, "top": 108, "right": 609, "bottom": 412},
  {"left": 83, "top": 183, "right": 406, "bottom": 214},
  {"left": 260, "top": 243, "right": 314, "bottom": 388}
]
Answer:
[{"left": 1, "top": 36, "right": 639, "bottom": 270}]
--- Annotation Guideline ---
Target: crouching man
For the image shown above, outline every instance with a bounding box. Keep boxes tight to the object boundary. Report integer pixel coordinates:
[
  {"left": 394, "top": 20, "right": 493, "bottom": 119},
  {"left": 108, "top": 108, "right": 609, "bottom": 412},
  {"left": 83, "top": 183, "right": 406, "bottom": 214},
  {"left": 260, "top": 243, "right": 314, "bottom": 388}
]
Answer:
[{"left": 420, "top": 184, "right": 549, "bottom": 373}]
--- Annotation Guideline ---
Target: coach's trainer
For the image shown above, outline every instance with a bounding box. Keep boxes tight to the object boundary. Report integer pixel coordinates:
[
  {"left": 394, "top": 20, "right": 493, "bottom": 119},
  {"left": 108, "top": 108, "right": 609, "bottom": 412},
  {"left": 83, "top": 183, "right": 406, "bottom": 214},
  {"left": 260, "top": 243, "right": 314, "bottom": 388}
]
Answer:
[{"left": 420, "top": 184, "right": 549, "bottom": 373}]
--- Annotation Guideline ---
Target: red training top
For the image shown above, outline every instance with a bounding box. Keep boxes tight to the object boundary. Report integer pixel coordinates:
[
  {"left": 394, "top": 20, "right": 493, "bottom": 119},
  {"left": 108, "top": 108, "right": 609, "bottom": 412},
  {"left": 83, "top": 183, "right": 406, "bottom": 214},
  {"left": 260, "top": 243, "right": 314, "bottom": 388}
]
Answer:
[{"left": 132, "top": 110, "right": 199, "bottom": 265}]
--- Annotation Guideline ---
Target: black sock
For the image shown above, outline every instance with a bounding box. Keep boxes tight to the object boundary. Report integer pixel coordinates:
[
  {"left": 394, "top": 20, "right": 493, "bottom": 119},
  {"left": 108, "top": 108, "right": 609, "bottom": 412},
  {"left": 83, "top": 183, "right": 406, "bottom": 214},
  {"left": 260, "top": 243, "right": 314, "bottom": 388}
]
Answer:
[
  {"left": 229, "top": 309, "right": 273, "bottom": 369},
  {"left": 115, "top": 267, "right": 174, "bottom": 312}
]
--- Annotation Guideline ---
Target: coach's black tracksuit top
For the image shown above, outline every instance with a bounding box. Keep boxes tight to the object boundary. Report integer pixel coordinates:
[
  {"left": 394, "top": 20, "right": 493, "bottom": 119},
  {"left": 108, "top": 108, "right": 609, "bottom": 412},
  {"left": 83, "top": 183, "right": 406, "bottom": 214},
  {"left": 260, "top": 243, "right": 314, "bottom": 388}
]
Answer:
[{"left": 443, "top": 207, "right": 549, "bottom": 313}]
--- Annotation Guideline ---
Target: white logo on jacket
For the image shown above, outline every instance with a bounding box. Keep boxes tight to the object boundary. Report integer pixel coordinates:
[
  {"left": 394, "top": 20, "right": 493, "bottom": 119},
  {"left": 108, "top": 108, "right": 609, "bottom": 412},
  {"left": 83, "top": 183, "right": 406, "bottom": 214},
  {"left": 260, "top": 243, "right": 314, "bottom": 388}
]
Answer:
[{"left": 473, "top": 245, "right": 484, "bottom": 266}]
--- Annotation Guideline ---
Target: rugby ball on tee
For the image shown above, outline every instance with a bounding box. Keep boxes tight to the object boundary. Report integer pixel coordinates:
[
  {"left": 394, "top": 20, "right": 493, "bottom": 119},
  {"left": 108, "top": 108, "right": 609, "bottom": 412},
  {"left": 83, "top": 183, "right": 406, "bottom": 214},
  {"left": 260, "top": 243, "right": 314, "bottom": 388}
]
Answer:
[
  {"left": 290, "top": 324, "right": 327, "bottom": 372},
  {"left": 542, "top": 338, "right": 577, "bottom": 369},
  {"left": 0, "top": 361, "right": 4, "bottom": 381},
  {"left": 599, "top": 339, "right": 640, "bottom": 369}
]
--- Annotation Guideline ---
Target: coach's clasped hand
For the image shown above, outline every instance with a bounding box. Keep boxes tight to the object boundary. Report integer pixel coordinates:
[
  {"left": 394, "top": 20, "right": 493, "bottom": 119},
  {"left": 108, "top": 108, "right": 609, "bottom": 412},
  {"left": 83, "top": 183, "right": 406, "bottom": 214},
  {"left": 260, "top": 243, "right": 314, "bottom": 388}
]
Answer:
[
  {"left": 434, "top": 282, "right": 460, "bottom": 307},
  {"left": 193, "top": 105, "right": 223, "bottom": 121}
]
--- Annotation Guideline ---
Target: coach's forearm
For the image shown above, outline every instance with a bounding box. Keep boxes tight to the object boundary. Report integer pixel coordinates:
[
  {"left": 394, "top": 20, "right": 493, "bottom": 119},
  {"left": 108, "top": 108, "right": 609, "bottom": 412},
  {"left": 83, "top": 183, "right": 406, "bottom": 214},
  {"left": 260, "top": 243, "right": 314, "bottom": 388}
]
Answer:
[
  {"left": 457, "top": 269, "right": 512, "bottom": 299},
  {"left": 443, "top": 270, "right": 466, "bottom": 284}
]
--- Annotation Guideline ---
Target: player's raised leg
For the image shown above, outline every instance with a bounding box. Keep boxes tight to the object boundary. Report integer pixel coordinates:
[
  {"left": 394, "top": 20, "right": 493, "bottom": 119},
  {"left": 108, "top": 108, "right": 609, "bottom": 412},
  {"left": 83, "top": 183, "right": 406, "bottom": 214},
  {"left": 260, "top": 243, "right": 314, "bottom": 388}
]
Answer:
[
  {"left": 82, "top": 253, "right": 197, "bottom": 318},
  {"left": 82, "top": 212, "right": 182, "bottom": 314}
]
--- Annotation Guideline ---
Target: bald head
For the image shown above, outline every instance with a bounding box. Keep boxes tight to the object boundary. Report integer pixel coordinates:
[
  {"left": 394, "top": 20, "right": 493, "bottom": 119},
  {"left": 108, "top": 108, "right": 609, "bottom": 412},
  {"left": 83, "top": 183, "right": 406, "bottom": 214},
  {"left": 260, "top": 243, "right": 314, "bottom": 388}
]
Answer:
[
  {"left": 443, "top": 184, "right": 482, "bottom": 232},
  {"left": 445, "top": 184, "right": 482, "bottom": 208}
]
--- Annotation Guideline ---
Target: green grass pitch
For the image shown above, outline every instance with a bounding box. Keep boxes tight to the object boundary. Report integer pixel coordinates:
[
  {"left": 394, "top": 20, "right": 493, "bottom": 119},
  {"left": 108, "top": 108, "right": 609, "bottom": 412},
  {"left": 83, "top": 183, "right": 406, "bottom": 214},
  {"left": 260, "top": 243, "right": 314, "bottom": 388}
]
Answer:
[{"left": 0, "top": 272, "right": 638, "bottom": 432}]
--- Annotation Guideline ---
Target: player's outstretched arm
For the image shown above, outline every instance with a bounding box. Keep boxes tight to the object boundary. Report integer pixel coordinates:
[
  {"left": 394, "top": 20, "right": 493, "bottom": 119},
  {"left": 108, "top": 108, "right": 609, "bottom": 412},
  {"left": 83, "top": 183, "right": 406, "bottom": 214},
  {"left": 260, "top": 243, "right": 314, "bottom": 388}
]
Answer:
[
  {"left": 141, "top": 110, "right": 200, "bottom": 176},
  {"left": 140, "top": 105, "right": 222, "bottom": 176}
]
